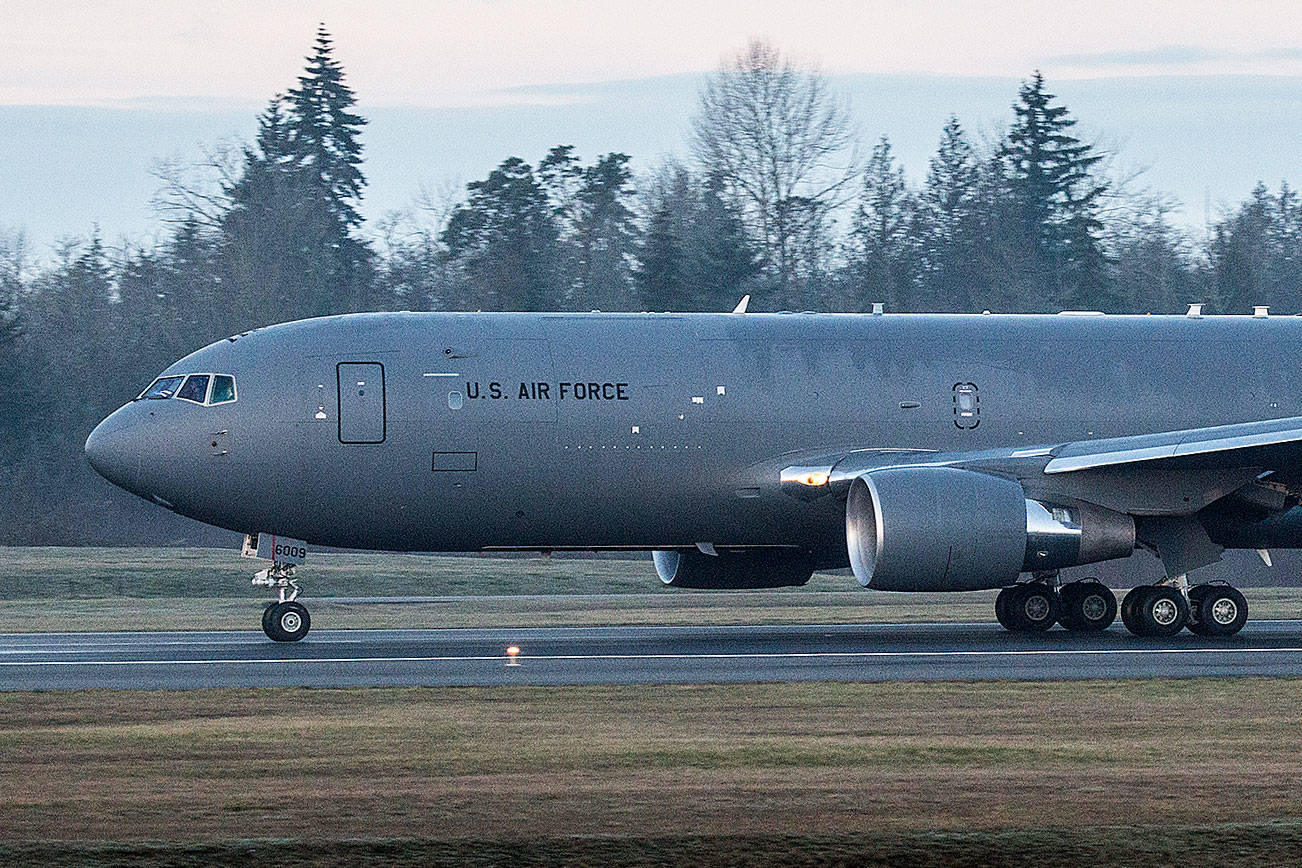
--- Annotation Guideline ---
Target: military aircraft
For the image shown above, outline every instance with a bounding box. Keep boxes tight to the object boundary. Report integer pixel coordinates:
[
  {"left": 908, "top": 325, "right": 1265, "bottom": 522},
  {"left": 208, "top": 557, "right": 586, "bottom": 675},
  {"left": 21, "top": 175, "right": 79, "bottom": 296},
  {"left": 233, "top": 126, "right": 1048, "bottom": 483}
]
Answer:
[{"left": 85, "top": 306, "right": 1300, "bottom": 641}]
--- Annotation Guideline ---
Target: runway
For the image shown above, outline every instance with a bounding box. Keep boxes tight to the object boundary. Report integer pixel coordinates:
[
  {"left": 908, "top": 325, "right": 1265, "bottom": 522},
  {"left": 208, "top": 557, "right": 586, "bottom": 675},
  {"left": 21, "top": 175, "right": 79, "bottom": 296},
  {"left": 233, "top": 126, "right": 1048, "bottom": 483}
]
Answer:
[{"left": 4, "top": 620, "right": 1302, "bottom": 690}]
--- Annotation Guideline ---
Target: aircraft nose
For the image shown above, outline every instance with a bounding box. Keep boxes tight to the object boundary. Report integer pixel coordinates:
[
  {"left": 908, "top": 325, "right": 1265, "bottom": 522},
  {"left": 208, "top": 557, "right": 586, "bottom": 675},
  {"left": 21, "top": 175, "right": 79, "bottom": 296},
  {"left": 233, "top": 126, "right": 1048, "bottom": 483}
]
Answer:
[{"left": 85, "top": 410, "right": 141, "bottom": 492}]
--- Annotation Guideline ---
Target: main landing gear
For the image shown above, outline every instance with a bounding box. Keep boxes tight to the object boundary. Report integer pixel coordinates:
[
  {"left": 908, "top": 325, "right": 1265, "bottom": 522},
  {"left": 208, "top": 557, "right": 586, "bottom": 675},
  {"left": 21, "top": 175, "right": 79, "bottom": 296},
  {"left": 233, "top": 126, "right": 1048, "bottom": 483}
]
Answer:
[
  {"left": 995, "top": 576, "right": 1247, "bottom": 637},
  {"left": 252, "top": 561, "right": 311, "bottom": 642},
  {"left": 996, "top": 578, "right": 1116, "bottom": 633},
  {"left": 1120, "top": 580, "right": 1247, "bottom": 638}
]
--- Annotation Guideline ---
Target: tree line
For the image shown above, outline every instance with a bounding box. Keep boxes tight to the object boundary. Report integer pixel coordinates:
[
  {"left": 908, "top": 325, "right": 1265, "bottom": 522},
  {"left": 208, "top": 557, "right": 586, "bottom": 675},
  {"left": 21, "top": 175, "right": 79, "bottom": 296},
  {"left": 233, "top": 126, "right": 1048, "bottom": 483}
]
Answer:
[{"left": 0, "top": 30, "right": 1299, "bottom": 543}]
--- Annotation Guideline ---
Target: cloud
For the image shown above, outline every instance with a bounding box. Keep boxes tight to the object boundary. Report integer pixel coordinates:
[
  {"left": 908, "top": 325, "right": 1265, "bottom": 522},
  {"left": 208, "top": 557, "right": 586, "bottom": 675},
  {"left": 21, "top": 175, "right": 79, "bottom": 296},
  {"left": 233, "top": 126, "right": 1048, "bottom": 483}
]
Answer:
[{"left": 1048, "top": 45, "right": 1302, "bottom": 66}]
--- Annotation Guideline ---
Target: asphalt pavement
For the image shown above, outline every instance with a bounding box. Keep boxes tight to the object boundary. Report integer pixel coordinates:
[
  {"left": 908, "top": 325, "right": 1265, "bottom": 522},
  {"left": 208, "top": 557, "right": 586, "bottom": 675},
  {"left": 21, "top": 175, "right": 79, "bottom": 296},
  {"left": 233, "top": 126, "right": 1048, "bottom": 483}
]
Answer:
[{"left": 3, "top": 620, "right": 1302, "bottom": 690}]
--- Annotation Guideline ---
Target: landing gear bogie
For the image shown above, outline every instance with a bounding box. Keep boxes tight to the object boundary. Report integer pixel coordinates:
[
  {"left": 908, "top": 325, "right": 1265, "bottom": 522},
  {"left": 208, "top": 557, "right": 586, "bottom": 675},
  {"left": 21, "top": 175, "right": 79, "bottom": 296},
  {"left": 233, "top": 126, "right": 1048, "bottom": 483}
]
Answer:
[
  {"left": 996, "top": 579, "right": 1116, "bottom": 634},
  {"left": 1058, "top": 580, "right": 1117, "bottom": 632},
  {"left": 1187, "top": 583, "right": 1248, "bottom": 637},
  {"left": 1123, "top": 585, "right": 1190, "bottom": 638},
  {"left": 998, "top": 582, "right": 1060, "bottom": 632}
]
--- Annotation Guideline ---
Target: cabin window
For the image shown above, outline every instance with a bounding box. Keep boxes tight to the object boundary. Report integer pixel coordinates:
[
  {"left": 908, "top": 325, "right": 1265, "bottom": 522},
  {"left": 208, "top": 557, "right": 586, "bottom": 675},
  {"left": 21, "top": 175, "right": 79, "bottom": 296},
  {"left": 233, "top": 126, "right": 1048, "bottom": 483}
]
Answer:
[
  {"left": 176, "top": 374, "right": 210, "bottom": 404},
  {"left": 141, "top": 376, "right": 184, "bottom": 400},
  {"left": 210, "top": 375, "right": 237, "bottom": 404}
]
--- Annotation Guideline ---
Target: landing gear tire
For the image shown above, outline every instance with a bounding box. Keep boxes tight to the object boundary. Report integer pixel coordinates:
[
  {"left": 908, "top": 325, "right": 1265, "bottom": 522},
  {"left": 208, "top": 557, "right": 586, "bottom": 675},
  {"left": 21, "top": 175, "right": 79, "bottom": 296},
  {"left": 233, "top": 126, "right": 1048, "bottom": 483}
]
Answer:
[
  {"left": 1187, "top": 584, "right": 1248, "bottom": 637},
  {"left": 1120, "top": 586, "right": 1144, "bottom": 634},
  {"left": 1059, "top": 581, "right": 1117, "bottom": 632},
  {"left": 1123, "top": 585, "right": 1189, "bottom": 638},
  {"left": 264, "top": 601, "right": 311, "bottom": 642},
  {"left": 1003, "top": 582, "right": 1059, "bottom": 632},
  {"left": 995, "top": 586, "right": 1016, "bottom": 631}
]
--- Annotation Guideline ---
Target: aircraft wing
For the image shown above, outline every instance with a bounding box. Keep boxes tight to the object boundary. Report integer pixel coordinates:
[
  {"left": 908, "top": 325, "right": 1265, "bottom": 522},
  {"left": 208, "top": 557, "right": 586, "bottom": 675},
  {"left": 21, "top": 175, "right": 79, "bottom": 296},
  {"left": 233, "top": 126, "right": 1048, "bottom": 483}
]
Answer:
[
  {"left": 1043, "top": 416, "right": 1302, "bottom": 475},
  {"left": 776, "top": 417, "right": 1302, "bottom": 577},
  {"left": 781, "top": 416, "right": 1302, "bottom": 520}
]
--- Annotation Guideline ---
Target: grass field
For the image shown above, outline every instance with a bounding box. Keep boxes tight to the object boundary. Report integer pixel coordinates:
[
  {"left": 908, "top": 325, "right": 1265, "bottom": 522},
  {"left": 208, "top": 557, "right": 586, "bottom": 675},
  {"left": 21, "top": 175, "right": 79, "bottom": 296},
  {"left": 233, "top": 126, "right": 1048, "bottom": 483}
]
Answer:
[
  {"left": 2, "top": 546, "right": 1300, "bottom": 632},
  {"left": 5, "top": 549, "right": 1302, "bottom": 864},
  {"left": 2, "top": 680, "right": 1302, "bottom": 865}
]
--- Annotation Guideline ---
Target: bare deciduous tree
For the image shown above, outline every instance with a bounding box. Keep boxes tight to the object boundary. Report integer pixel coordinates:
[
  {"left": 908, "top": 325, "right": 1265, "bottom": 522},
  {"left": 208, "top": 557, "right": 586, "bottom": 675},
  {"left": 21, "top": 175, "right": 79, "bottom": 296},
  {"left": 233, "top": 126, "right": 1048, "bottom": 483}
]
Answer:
[
  {"left": 149, "top": 142, "right": 246, "bottom": 229},
  {"left": 692, "top": 39, "right": 859, "bottom": 306}
]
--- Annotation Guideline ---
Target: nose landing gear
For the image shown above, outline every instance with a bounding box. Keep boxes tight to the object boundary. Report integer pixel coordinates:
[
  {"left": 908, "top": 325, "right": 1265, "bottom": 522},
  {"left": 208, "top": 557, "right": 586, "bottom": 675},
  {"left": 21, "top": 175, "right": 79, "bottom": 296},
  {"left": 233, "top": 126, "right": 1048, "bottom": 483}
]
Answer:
[
  {"left": 252, "top": 562, "right": 311, "bottom": 642},
  {"left": 243, "top": 534, "right": 312, "bottom": 642}
]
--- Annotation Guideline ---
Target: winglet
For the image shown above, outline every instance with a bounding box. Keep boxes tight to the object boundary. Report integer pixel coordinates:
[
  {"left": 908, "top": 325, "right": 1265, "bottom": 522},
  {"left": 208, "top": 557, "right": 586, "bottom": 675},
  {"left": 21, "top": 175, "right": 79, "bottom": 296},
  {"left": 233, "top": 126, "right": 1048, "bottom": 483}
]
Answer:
[{"left": 732, "top": 295, "right": 750, "bottom": 314}]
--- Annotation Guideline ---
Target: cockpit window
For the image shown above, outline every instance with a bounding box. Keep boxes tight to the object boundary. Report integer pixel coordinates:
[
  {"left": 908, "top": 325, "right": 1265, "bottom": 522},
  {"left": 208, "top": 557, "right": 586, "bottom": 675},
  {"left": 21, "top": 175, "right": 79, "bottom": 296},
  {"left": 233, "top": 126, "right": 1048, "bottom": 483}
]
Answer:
[
  {"left": 141, "top": 376, "right": 184, "bottom": 400},
  {"left": 210, "top": 375, "right": 237, "bottom": 404},
  {"left": 176, "top": 374, "right": 210, "bottom": 403}
]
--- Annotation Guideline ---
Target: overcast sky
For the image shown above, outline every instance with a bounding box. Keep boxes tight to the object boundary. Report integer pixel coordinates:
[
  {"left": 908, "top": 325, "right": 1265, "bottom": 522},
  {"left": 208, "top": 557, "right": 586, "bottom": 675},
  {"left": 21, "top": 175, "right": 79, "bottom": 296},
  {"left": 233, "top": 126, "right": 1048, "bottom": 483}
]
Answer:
[
  {"left": 4, "top": 0, "right": 1300, "bottom": 108},
  {"left": 2, "top": 2, "right": 1300, "bottom": 251}
]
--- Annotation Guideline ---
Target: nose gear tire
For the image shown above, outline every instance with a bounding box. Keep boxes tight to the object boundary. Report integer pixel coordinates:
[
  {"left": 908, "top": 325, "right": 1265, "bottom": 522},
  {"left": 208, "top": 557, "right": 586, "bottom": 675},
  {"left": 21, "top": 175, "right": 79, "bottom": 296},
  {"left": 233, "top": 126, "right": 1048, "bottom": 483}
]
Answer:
[{"left": 264, "top": 601, "right": 311, "bottom": 642}]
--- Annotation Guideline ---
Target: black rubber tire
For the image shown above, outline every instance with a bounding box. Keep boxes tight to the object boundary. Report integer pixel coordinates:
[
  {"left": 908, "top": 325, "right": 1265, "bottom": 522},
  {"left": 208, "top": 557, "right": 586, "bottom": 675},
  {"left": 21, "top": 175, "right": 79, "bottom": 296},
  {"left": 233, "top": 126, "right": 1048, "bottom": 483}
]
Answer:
[
  {"left": 1120, "top": 586, "right": 1148, "bottom": 635},
  {"left": 1186, "top": 584, "right": 1212, "bottom": 634},
  {"left": 995, "top": 586, "right": 1016, "bottom": 631},
  {"left": 1060, "top": 581, "right": 1117, "bottom": 632},
  {"left": 1130, "top": 585, "right": 1189, "bottom": 638},
  {"left": 1006, "top": 583, "right": 1059, "bottom": 632},
  {"left": 1190, "top": 585, "right": 1248, "bottom": 637},
  {"left": 264, "top": 601, "right": 311, "bottom": 642},
  {"left": 261, "top": 602, "right": 278, "bottom": 636}
]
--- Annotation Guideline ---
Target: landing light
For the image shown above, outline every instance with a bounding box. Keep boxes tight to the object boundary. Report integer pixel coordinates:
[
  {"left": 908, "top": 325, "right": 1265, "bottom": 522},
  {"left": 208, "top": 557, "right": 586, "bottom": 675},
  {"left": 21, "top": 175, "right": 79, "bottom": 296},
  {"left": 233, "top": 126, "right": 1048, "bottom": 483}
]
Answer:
[
  {"left": 506, "top": 645, "right": 521, "bottom": 666},
  {"left": 780, "top": 465, "right": 833, "bottom": 488},
  {"left": 780, "top": 465, "right": 836, "bottom": 500}
]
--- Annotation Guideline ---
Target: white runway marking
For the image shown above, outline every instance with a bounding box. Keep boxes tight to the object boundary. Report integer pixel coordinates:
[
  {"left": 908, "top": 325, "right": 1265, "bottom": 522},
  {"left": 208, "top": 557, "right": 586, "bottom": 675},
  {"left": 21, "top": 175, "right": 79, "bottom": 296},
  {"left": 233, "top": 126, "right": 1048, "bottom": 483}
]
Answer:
[{"left": 3, "top": 646, "right": 1302, "bottom": 667}]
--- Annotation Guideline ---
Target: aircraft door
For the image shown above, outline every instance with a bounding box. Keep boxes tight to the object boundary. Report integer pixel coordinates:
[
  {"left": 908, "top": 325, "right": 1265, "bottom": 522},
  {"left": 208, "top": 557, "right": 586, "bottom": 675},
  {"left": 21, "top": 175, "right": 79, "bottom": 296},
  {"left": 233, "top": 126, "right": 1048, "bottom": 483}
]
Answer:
[{"left": 337, "top": 362, "right": 386, "bottom": 444}]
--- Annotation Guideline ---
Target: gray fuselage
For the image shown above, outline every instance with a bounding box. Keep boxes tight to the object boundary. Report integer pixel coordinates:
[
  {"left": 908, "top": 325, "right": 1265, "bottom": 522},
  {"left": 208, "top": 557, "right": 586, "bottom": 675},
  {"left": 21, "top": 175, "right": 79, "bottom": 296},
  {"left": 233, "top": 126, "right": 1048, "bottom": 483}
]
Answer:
[{"left": 84, "top": 311, "right": 1302, "bottom": 562}]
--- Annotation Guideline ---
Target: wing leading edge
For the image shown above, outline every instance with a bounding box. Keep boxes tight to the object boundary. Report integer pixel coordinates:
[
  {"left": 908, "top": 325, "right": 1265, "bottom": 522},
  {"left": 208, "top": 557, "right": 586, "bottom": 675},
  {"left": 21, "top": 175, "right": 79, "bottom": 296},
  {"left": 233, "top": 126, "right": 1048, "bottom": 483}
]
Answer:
[{"left": 1043, "top": 416, "right": 1302, "bottom": 476}]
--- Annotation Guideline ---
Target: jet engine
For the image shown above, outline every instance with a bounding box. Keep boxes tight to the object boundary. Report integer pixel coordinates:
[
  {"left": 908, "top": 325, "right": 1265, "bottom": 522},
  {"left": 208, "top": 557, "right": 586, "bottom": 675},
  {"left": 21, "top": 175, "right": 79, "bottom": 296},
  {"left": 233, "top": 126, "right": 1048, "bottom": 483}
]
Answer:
[
  {"left": 845, "top": 467, "right": 1135, "bottom": 591},
  {"left": 653, "top": 548, "right": 815, "bottom": 589}
]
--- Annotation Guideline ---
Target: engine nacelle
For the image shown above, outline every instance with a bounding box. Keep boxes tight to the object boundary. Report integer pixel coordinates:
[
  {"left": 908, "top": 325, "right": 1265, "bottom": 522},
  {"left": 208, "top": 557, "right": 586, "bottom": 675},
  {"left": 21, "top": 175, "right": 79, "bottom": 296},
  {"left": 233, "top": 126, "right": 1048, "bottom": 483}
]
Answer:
[
  {"left": 653, "top": 549, "right": 815, "bottom": 589},
  {"left": 845, "top": 467, "right": 1135, "bottom": 591}
]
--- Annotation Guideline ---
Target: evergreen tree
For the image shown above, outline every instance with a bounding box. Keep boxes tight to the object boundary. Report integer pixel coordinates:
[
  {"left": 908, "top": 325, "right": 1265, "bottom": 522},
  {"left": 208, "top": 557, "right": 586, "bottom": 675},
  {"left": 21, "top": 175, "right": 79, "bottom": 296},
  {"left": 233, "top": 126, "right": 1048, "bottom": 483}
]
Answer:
[
  {"left": 442, "top": 157, "right": 561, "bottom": 310},
  {"left": 918, "top": 117, "right": 981, "bottom": 312},
  {"left": 693, "top": 173, "right": 762, "bottom": 309},
  {"left": 286, "top": 25, "right": 367, "bottom": 231},
  {"left": 1211, "top": 182, "right": 1302, "bottom": 313},
  {"left": 219, "top": 27, "right": 372, "bottom": 324},
  {"left": 849, "top": 137, "right": 916, "bottom": 311},
  {"left": 1000, "top": 72, "right": 1110, "bottom": 309},
  {"left": 637, "top": 167, "right": 760, "bottom": 311},
  {"left": 571, "top": 153, "right": 638, "bottom": 311},
  {"left": 636, "top": 202, "right": 689, "bottom": 311}
]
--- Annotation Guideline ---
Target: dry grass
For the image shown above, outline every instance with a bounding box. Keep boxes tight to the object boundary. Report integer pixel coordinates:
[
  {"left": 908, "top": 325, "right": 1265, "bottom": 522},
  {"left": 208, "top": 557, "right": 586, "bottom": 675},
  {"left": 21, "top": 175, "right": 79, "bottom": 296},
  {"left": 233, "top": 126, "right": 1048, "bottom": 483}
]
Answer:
[
  {"left": 3, "top": 679, "right": 1302, "bottom": 845},
  {"left": 1, "top": 547, "right": 1299, "bottom": 632}
]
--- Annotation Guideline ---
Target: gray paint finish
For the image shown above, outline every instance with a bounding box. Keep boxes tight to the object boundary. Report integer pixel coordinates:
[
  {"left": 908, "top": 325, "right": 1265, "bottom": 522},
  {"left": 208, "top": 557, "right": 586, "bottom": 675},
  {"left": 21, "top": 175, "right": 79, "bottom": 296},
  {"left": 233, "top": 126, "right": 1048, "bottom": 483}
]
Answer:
[{"left": 84, "top": 311, "right": 1302, "bottom": 572}]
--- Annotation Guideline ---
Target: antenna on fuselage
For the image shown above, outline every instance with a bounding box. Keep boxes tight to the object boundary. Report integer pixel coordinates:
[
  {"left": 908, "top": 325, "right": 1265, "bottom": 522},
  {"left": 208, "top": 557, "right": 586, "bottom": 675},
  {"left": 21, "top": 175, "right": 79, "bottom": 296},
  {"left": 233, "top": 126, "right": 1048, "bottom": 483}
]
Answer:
[{"left": 732, "top": 295, "right": 750, "bottom": 314}]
